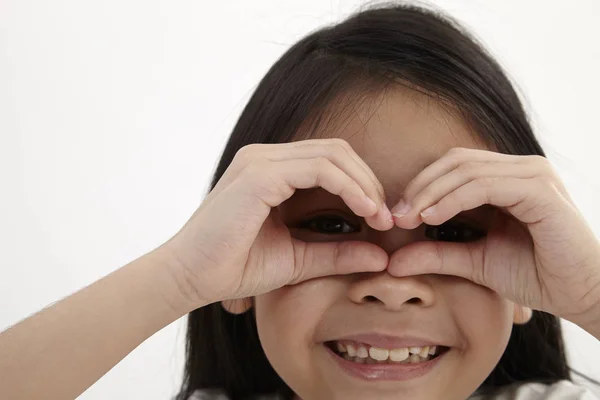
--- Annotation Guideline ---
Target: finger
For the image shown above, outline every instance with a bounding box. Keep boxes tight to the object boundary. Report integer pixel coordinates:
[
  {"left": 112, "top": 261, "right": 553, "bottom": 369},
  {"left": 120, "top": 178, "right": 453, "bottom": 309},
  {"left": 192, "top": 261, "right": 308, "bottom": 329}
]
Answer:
[
  {"left": 395, "top": 161, "right": 545, "bottom": 228},
  {"left": 222, "top": 140, "right": 392, "bottom": 227},
  {"left": 289, "top": 239, "right": 388, "bottom": 284},
  {"left": 249, "top": 157, "right": 379, "bottom": 218},
  {"left": 227, "top": 140, "right": 386, "bottom": 207},
  {"left": 268, "top": 139, "right": 391, "bottom": 228},
  {"left": 387, "top": 240, "right": 488, "bottom": 288},
  {"left": 400, "top": 148, "right": 520, "bottom": 203},
  {"left": 285, "top": 139, "right": 386, "bottom": 202},
  {"left": 418, "top": 176, "right": 560, "bottom": 226}
]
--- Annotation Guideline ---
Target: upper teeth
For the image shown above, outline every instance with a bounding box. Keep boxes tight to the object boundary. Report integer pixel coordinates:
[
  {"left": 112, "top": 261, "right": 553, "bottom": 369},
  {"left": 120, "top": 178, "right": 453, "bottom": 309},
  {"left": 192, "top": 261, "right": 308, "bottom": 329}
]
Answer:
[{"left": 335, "top": 341, "right": 438, "bottom": 362}]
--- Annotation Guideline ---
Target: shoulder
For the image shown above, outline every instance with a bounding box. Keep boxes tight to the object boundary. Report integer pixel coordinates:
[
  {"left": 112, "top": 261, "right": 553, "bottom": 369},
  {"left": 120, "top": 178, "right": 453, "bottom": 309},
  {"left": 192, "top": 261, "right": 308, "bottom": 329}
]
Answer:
[{"left": 470, "top": 380, "right": 598, "bottom": 400}]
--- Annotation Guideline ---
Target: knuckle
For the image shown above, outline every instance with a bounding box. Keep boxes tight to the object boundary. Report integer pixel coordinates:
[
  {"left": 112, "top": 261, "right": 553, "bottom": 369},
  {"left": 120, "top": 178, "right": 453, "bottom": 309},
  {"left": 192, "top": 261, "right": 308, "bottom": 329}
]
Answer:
[
  {"left": 412, "top": 186, "right": 432, "bottom": 205},
  {"left": 375, "top": 183, "right": 386, "bottom": 201},
  {"left": 402, "top": 180, "right": 416, "bottom": 198},
  {"left": 327, "top": 138, "right": 351, "bottom": 149},
  {"left": 536, "top": 157, "right": 559, "bottom": 178},
  {"left": 457, "top": 161, "right": 482, "bottom": 177},
  {"left": 314, "top": 156, "right": 334, "bottom": 173},
  {"left": 534, "top": 178, "right": 560, "bottom": 207},
  {"left": 291, "top": 243, "right": 309, "bottom": 284},
  {"left": 527, "top": 155, "right": 557, "bottom": 176},
  {"left": 324, "top": 139, "right": 352, "bottom": 159},
  {"left": 448, "top": 147, "right": 467, "bottom": 157},
  {"left": 433, "top": 241, "right": 446, "bottom": 274},
  {"left": 472, "top": 176, "right": 495, "bottom": 204},
  {"left": 447, "top": 147, "right": 469, "bottom": 165},
  {"left": 526, "top": 154, "right": 548, "bottom": 166},
  {"left": 246, "top": 156, "right": 270, "bottom": 173},
  {"left": 234, "top": 143, "right": 260, "bottom": 162},
  {"left": 243, "top": 160, "right": 289, "bottom": 201},
  {"left": 323, "top": 143, "right": 343, "bottom": 159},
  {"left": 311, "top": 157, "right": 331, "bottom": 188},
  {"left": 537, "top": 174, "right": 555, "bottom": 187},
  {"left": 445, "top": 189, "right": 466, "bottom": 211},
  {"left": 471, "top": 264, "right": 484, "bottom": 286},
  {"left": 476, "top": 175, "right": 496, "bottom": 188},
  {"left": 258, "top": 173, "right": 292, "bottom": 204},
  {"left": 339, "top": 181, "right": 359, "bottom": 199},
  {"left": 346, "top": 180, "right": 363, "bottom": 197}
]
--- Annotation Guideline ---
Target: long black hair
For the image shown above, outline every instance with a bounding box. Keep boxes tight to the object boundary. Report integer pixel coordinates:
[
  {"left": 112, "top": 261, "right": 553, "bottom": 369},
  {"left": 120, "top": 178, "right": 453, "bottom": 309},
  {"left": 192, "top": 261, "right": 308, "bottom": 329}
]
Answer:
[{"left": 176, "top": 3, "right": 580, "bottom": 399}]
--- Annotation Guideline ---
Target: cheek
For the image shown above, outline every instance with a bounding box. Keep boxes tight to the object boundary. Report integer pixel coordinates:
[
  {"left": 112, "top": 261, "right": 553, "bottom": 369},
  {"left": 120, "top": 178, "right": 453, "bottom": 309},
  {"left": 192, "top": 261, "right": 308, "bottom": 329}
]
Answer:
[
  {"left": 447, "top": 279, "right": 514, "bottom": 365},
  {"left": 254, "top": 279, "right": 339, "bottom": 389},
  {"left": 255, "top": 279, "right": 334, "bottom": 335}
]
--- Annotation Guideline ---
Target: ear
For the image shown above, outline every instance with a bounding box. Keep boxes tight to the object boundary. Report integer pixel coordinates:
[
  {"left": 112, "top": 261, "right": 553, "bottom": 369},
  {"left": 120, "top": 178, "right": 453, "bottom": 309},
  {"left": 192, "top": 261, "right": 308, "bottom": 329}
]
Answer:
[
  {"left": 221, "top": 298, "right": 253, "bottom": 314},
  {"left": 513, "top": 304, "right": 533, "bottom": 325}
]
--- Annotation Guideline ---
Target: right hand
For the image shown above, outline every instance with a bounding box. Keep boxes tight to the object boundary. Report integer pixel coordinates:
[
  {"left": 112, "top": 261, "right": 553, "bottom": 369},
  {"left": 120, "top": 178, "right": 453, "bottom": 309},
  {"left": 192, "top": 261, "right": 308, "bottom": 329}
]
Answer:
[{"left": 161, "top": 138, "right": 393, "bottom": 308}]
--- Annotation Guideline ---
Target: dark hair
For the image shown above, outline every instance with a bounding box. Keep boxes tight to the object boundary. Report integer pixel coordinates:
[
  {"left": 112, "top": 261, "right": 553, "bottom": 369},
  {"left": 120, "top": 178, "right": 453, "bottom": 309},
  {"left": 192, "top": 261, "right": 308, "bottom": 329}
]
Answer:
[{"left": 176, "top": 3, "right": 581, "bottom": 399}]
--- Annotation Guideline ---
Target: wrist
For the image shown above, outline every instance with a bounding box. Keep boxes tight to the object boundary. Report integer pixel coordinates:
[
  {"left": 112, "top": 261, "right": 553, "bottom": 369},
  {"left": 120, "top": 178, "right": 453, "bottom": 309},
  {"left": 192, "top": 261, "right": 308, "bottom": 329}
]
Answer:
[
  {"left": 563, "top": 285, "right": 600, "bottom": 340},
  {"left": 149, "top": 242, "right": 211, "bottom": 315},
  {"left": 581, "top": 303, "right": 600, "bottom": 340},
  {"left": 572, "top": 310, "right": 600, "bottom": 340}
]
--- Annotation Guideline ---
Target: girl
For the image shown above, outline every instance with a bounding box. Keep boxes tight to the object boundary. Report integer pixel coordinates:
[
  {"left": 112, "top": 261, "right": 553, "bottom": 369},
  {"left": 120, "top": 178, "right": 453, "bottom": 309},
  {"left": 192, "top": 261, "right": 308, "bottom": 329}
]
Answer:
[{"left": 1, "top": 3, "right": 599, "bottom": 400}]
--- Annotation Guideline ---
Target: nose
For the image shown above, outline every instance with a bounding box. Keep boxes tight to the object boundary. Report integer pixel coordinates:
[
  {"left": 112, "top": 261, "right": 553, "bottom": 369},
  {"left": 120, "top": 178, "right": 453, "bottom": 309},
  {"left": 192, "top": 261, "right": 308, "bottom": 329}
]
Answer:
[
  {"left": 369, "top": 222, "right": 422, "bottom": 256},
  {"left": 347, "top": 272, "right": 435, "bottom": 311}
]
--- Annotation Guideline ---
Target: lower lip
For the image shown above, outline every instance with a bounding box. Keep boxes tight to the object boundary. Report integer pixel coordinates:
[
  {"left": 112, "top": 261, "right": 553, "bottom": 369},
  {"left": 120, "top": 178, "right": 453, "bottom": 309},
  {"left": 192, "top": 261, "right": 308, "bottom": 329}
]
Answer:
[{"left": 325, "top": 345, "right": 445, "bottom": 381}]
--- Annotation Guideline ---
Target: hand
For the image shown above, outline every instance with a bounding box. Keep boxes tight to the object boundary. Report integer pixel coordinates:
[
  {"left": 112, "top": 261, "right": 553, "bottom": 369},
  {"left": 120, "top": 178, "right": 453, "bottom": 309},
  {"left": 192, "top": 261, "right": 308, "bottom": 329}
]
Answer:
[
  {"left": 387, "top": 147, "right": 600, "bottom": 325},
  {"left": 162, "top": 139, "right": 393, "bottom": 308}
]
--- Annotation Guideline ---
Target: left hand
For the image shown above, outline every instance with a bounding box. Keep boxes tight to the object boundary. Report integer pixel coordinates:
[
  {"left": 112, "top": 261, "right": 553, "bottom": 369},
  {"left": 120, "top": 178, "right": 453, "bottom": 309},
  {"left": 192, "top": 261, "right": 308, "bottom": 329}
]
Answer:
[{"left": 387, "top": 147, "right": 600, "bottom": 326}]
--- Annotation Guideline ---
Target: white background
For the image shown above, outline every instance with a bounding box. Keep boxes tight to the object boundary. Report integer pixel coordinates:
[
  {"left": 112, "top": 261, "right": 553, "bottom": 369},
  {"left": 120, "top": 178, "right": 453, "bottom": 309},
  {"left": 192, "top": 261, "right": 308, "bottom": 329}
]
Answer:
[{"left": 1, "top": 0, "right": 600, "bottom": 398}]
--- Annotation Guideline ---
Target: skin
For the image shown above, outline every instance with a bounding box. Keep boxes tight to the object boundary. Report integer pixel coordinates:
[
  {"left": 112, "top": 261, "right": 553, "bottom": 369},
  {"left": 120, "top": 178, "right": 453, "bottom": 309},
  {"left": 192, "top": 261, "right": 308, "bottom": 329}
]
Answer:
[
  {"left": 1, "top": 84, "right": 598, "bottom": 400},
  {"left": 227, "top": 87, "right": 533, "bottom": 400}
]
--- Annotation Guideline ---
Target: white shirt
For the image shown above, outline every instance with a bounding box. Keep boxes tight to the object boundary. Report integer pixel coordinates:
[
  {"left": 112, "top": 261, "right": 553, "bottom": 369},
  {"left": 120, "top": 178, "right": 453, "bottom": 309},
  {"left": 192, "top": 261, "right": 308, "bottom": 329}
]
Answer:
[
  {"left": 470, "top": 380, "right": 597, "bottom": 399},
  {"left": 189, "top": 380, "right": 598, "bottom": 399}
]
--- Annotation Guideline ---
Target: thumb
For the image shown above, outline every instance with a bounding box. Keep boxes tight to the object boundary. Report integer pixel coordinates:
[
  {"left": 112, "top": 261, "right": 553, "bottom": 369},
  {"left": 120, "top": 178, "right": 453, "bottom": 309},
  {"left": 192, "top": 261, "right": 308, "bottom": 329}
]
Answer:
[
  {"left": 288, "top": 239, "right": 389, "bottom": 285},
  {"left": 386, "top": 239, "right": 488, "bottom": 288}
]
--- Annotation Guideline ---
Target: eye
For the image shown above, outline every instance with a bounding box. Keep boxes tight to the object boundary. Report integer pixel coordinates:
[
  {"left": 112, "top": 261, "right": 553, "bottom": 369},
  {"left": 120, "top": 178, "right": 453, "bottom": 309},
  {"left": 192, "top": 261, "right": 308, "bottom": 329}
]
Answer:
[
  {"left": 424, "top": 221, "right": 486, "bottom": 243},
  {"left": 296, "top": 215, "right": 359, "bottom": 234}
]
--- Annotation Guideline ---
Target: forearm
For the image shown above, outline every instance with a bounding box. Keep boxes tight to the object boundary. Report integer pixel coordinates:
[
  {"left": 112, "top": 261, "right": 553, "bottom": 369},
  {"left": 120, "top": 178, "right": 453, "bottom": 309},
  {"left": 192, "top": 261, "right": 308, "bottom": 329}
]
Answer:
[{"left": 0, "top": 246, "right": 199, "bottom": 400}]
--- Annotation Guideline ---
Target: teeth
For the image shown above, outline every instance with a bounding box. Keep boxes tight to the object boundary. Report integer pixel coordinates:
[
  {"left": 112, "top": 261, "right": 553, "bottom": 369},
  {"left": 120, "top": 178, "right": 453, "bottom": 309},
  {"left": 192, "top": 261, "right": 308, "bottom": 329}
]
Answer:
[
  {"left": 368, "top": 347, "right": 389, "bottom": 361},
  {"left": 331, "top": 341, "right": 443, "bottom": 365},
  {"left": 356, "top": 346, "right": 369, "bottom": 358},
  {"left": 409, "top": 354, "right": 421, "bottom": 363},
  {"left": 389, "top": 347, "right": 409, "bottom": 362},
  {"left": 346, "top": 344, "right": 356, "bottom": 357}
]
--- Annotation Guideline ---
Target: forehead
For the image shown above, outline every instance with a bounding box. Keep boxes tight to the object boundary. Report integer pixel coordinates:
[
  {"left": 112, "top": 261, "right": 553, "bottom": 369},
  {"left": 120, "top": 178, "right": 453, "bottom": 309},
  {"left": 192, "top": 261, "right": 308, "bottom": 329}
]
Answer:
[{"left": 305, "top": 86, "right": 489, "bottom": 200}]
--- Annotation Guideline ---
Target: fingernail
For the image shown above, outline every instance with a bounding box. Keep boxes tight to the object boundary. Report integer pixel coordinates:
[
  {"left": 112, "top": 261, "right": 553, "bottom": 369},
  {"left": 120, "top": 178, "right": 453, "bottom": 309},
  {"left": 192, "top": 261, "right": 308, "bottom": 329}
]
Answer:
[
  {"left": 383, "top": 204, "right": 393, "bottom": 223},
  {"left": 420, "top": 205, "right": 436, "bottom": 218},
  {"left": 391, "top": 200, "right": 411, "bottom": 217}
]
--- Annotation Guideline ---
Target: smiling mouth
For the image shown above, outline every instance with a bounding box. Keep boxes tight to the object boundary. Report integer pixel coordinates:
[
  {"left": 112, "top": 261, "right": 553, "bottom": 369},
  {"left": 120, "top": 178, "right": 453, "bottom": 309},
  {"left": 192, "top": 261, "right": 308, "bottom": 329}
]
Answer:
[{"left": 326, "top": 340, "right": 449, "bottom": 365}]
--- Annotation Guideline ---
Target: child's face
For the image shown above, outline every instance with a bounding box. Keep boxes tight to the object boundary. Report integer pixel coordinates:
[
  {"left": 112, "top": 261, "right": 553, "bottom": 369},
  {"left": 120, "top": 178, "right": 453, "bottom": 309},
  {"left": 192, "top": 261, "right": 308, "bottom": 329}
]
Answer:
[{"left": 251, "top": 88, "right": 529, "bottom": 400}]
